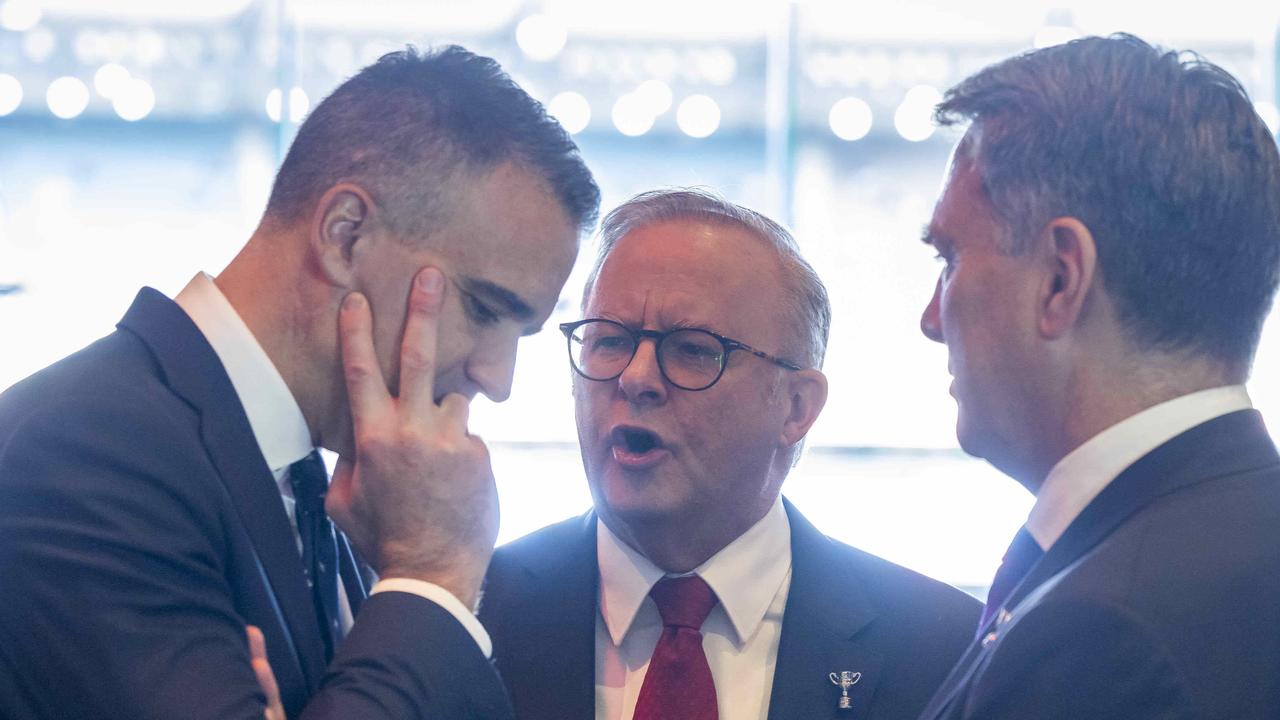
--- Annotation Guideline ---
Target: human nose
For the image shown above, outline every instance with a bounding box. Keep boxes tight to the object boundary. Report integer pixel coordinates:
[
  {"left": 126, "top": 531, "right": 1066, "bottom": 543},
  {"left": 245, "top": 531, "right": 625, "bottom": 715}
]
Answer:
[
  {"left": 616, "top": 338, "right": 667, "bottom": 405},
  {"left": 468, "top": 337, "right": 517, "bottom": 403},
  {"left": 920, "top": 276, "right": 944, "bottom": 344}
]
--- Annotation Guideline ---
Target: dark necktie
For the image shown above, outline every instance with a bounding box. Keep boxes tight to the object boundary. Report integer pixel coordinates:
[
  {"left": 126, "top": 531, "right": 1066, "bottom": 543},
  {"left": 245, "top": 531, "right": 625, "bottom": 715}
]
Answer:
[
  {"left": 289, "top": 450, "right": 341, "bottom": 660},
  {"left": 977, "top": 526, "right": 1044, "bottom": 636},
  {"left": 633, "top": 575, "right": 719, "bottom": 720}
]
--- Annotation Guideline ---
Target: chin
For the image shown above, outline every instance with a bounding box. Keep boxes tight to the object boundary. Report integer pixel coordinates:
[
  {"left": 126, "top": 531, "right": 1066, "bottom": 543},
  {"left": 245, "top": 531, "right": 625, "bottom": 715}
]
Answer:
[
  {"left": 593, "top": 466, "right": 678, "bottom": 520},
  {"left": 956, "top": 416, "right": 1017, "bottom": 478},
  {"left": 954, "top": 414, "right": 986, "bottom": 459}
]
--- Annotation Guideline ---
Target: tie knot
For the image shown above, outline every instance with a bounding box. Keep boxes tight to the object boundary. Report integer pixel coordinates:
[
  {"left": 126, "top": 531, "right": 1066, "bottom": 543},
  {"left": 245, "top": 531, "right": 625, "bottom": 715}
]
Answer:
[
  {"left": 288, "top": 450, "right": 329, "bottom": 513},
  {"left": 649, "top": 575, "right": 717, "bottom": 630},
  {"left": 1003, "top": 527, "right": 1044, "bottom": 569},
  {"left": 978, "top": 526, "right": 1047, "bottom": 635}
]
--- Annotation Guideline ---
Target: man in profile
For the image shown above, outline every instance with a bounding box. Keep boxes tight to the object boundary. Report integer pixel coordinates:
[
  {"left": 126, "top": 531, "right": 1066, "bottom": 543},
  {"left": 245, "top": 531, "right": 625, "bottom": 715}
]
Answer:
[
  {"left": 481, "top": 189, "right": 980, "bottom": 720},
  {"left": 0, "top": 46, "right": 599, "bottom": 719},
  {"left": 916, "top": 34, "right": 1280, "bottom": 719}
]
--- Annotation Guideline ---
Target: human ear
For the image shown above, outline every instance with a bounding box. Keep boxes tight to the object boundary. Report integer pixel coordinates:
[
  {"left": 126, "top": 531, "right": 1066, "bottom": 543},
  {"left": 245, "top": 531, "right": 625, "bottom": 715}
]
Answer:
[
  {"left": 310, "top": 183, "right": 377, "bottom": 288},
  {"left": 1039, "top": 217, "right": 1097, "bottom": 339},
  {"left": 779, "top": 368, "right": 829, "bottom": 447}
]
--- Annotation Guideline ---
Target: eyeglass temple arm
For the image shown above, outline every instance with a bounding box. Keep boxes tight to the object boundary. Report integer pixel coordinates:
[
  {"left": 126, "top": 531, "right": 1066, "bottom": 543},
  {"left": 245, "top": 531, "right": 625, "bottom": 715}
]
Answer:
[{"left": 728, "top": 341, "right": 803, "bottom": 371}]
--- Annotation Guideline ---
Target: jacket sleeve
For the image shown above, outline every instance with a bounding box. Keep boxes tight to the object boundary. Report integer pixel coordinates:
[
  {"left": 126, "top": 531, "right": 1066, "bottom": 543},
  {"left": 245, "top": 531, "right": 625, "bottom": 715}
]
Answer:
[
  {"left": 0, "top": 395, "right": 511, "bottom": 720},
  {"left": 306, "top": 592, "right": 511, "bottom": 718}
]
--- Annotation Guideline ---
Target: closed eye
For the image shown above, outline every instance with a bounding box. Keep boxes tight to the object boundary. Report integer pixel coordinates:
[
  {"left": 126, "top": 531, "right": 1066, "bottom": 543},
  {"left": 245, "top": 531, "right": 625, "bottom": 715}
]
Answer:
[{"left": 461, "top": 290, "right": 501, "bottom": 327}]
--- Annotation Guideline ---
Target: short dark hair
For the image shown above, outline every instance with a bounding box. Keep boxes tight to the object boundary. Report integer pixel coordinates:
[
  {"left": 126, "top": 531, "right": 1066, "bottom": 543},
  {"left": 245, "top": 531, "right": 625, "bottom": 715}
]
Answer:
[
  {"left": 263, "top": 45, "right": 600, "bottom": 237},
  {"left": 936, "top": 33, "right": 1280, "bottom": 374}
]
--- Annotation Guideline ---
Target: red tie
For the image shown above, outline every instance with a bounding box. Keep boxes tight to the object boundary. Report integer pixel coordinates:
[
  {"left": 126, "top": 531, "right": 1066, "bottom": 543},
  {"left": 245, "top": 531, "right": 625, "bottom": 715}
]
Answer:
[{"left": 632, "top": 575, "right": 719, "bottom": 720}]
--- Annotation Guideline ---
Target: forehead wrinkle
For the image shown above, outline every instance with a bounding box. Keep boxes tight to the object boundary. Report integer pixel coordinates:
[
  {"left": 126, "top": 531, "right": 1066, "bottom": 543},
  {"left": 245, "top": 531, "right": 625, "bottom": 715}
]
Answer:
[
  {"left": 592, "top": 286, "right": 713, "bottom": 334},
  {"left": 591, "top": 230, "right": 760, "bottom": 335},
  {"left": 649, "top": 291, "right": 732, "bottom": 337}
]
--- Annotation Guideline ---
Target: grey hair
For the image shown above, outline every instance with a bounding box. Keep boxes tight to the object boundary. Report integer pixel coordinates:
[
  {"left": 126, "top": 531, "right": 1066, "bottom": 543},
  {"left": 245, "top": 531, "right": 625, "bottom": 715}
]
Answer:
[{"left": 583, "top": 188, "right": 831, "bottom": 369}]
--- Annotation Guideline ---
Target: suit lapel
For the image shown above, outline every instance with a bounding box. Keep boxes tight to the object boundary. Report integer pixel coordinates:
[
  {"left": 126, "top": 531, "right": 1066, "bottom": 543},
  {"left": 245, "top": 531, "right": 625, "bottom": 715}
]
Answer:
[
  {"left": 1006, "top": 409, "right": 1276, "bottom": 616},
  {"left": 918, "top": 409, "right": 1280, "bottom": 720},
  {"left": 768, "top": 499, "right": 882, "bottom": 720},
  {"left": 118, "top": 289, "right": 330, "bottom": 694},
  {"left": 500, "top": 512, "right": 598, "bottom": 720}
]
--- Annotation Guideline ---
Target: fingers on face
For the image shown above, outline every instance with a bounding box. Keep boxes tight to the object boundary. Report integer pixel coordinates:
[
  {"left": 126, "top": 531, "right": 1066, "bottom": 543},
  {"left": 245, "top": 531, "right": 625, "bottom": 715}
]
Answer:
[
  {"left": 397, "top": 267, "right": 446, "bottom": 416},
  {"left": 339, "top": 292, "right": 390, "bottom": 425},
  {"left": 436, "top": 392, "right": 471, "bottom": 431}
]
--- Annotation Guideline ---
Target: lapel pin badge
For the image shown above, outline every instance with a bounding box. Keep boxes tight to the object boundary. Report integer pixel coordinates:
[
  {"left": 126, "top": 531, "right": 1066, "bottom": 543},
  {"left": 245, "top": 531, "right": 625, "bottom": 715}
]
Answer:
[
  {"left": 829, "top": 670, "right": 862, "bottom": 711},
  {"left": 981, "top": 608, "right": 1016, "bottom": 648}
]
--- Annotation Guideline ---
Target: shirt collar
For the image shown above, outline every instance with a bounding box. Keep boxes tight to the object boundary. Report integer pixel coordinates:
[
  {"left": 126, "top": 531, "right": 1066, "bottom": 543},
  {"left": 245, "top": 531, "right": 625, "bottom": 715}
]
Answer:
[
  {"left": 596, "top": 497, "right": 792, "bottom": 648},
  {"left": 173, "top": 272, "right": 314, "bottom": 476},
  {"left": 1026, "top": 384, "right": 1252, "bottom": 551}
]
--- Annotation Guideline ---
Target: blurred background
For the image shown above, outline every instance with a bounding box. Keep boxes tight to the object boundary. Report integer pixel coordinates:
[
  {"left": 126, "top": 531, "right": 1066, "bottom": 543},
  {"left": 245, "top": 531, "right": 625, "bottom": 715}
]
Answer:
[{"left": 1, "top": 0, "right": 1277, "bottom": 595}]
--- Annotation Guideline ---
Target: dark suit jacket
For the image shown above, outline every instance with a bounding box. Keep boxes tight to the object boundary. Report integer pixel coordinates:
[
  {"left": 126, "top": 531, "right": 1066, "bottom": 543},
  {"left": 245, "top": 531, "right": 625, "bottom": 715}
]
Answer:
[
  {"left": 917, "top": 409, "right": 1280, "bottom": 720},
  {"left": 480, "top": 498, "right": 981, "bottom": 720},
  {"left": 0, "top": 289, "right": 512, "bottom": 720}
]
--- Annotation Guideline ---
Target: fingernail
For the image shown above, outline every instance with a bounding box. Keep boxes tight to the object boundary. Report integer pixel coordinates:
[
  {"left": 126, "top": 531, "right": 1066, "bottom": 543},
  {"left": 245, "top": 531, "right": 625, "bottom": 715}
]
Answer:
[
  {"left": 418, "top": 268, "right": 443, "bottom": 293},
  {"left": 342, "top": 293, "right": 364, "bottom": 311}
]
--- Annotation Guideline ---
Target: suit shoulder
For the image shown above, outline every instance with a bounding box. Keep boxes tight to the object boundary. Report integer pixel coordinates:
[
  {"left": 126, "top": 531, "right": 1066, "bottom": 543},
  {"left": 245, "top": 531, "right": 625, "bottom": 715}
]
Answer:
[
  {"left": 1065, "top": 466, "right": 1280, "bottom": 605},
  {"left": 482, "top": 513, "right": 594, "bottom": 632},
  {"left": 0, "top": 329, "right": 209, "bottom": 498},
  {"left": 491, "top": 512, "right": 592, "bottom": 571},
  {"left": 820, "top": 533, "right": 982, "bottom": 621},
  {"left": 0, "top": 328, "right": 193, "bottom": 435}
]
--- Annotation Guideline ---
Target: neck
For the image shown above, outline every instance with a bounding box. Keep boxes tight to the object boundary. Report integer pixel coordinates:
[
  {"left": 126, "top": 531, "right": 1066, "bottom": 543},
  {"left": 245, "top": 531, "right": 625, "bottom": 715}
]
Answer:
[
  {"left": 1018, "top": 351, "right": 1236, "bottom": 492},
  {"left": 215, "top": 227, "right": 342, "bottom": 451},
  {"left": 602, "top": 494, "right": 778, "bottom": 574}
]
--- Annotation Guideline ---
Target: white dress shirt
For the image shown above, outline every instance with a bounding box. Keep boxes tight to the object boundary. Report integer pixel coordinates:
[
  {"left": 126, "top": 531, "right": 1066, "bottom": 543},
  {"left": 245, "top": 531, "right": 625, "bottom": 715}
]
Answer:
[
  {"left": 1026, "top": 385, "right": 1253, "bottom": 551},
  {"left": 173, "top": 272, "right": 491, "bottom": 655},
  {"left": 595, "top": 498, "right": 792, "bottom": 720}
]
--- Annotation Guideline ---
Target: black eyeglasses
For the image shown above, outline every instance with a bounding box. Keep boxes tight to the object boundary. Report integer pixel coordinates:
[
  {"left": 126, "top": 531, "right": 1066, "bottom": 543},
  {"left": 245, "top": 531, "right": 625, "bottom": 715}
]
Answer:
[{"left": 559, "top": 318, "right": 802, "bottom": 391}]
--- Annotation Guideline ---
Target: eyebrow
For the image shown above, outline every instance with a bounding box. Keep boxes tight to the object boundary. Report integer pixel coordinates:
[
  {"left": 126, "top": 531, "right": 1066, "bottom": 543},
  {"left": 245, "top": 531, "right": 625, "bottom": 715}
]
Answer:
[{"left": 458, "top": 274, "right": 541, "bottom": 332}]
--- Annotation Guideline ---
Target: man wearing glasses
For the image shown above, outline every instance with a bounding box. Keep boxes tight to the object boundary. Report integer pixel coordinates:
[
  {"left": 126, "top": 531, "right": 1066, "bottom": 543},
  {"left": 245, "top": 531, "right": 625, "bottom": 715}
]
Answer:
[{"left": 480, "top": 189, "right": 980, "bottom": 720}]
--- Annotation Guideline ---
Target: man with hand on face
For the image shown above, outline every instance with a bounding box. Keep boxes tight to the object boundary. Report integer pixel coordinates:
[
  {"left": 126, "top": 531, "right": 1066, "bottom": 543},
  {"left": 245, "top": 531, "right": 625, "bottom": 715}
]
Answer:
[
  {"left": 915, "top": 35, "right": 1280, "bottom": 720},
  {"left": 481, "top": 189, "right": 981, "bottom": 720},
  {"left": 0, "top": 46, "right": 599, "bottom": 719}
]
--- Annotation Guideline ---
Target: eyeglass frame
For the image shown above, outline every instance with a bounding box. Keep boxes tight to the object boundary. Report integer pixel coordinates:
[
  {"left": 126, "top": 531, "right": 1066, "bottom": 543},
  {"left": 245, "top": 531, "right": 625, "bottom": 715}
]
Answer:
[{"left": 558, "top": 318, "right": 803, "bottom": 391}]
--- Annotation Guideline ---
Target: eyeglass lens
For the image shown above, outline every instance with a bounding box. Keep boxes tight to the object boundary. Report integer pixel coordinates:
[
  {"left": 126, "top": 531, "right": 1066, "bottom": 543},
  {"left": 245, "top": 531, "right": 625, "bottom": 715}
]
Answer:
[{"left": 568, "top": 320, "right": 726, "bottom": 389}]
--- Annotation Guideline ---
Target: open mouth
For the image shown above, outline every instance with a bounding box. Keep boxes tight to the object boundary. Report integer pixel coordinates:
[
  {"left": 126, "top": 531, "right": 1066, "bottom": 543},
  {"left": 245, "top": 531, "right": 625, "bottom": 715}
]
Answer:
[
  {"left": 617, "top": 426, "right": 660, "bottom": 452},
  {"left": 610, "top": 426, "right": 668, "bottom": 467}
]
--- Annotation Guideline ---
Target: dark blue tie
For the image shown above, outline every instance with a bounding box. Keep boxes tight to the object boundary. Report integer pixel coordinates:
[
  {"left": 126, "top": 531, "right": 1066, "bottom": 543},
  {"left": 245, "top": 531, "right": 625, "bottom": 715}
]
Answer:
[
  {"left": 977, "top": 527, "right": 1044, "bottom": 636},
  {"left": 289, "top": 450, "right": 341, "bottom": 660}
]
